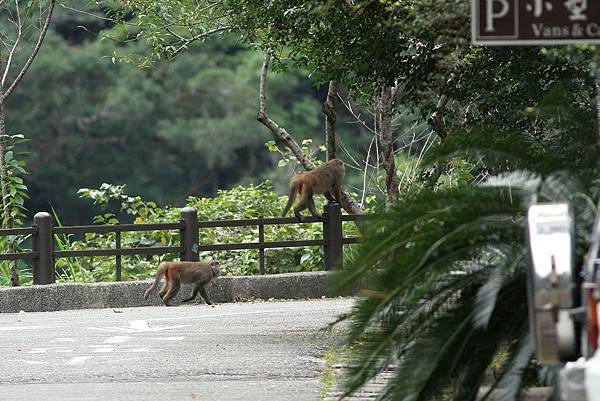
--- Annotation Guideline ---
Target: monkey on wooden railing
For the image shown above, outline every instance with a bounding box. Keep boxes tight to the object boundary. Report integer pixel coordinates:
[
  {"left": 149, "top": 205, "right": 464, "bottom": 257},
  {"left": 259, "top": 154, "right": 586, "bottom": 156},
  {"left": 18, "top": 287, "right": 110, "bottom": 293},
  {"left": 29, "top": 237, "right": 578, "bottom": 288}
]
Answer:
[{"left": 281, "top": 159, "right": 345, "bottom": 220}]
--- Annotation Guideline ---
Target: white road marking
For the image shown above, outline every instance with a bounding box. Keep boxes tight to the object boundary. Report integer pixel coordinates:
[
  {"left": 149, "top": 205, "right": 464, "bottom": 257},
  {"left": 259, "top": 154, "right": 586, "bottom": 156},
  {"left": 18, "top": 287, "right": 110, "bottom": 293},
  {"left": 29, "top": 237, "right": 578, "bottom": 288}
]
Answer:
[
  {"left": 125, "top": 348, "right": 152, "bottom": 353},
  {"left": 50, "top": 338, "right": 76, "bottom": 343},
  {"left": 0, "top": 326, "right": 41, "bottom": 331},
  {"left": 90, "top": 320, "right": 189, "bottom": 333},
  {"left": 144, "top": 307, "right": 346, "bottom": 324},
  {"left": 28, "top": 348, "right": 48, "bottom": 354},
  {"left": 103, "top": 336, "right": 132, "bottom": 344},
  {"left": 65, "top": 356, "right": 92, "bottom": 366},
  {"left": 8, "top": 359, "right": 48, "bottom": 365},
  {"left": 92, "top": 347, "right": 115, "bottom": 353},
  {"left": 56, "top": 349, "right": 74, "bottom": 353},
  {"left": 149, "top": 336, "right": 185, "bottom": 341}
]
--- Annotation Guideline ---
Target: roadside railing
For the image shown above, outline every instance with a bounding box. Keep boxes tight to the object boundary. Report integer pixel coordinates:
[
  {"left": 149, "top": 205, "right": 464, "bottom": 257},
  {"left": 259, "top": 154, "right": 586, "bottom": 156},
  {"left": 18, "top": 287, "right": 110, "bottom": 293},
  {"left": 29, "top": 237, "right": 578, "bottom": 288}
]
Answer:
[{"left": 0, "top": 203, "right": 375, "bottom": 284}]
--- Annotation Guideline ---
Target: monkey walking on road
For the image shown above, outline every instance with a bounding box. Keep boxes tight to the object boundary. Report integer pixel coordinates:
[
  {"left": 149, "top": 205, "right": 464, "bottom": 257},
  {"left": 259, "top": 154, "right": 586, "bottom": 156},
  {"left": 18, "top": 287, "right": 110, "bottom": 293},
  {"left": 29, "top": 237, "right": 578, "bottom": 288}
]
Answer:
[
  {"left": 281, "top": 159, "right": 345, "bottom": 220},
  {"left": 144, "top": 260, "right": 221, "bottom": 306}
]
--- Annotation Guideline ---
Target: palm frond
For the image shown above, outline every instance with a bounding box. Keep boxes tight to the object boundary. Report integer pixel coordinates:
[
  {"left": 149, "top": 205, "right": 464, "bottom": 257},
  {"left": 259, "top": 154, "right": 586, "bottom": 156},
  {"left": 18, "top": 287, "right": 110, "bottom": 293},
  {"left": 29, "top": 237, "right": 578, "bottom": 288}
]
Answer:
[
  {"left": 423, "top": 127, "right": 543, "bottom": 173},
  {"left": 333, "top": 167, "right": 599, "bottom": 401},
  {"left": 484, "top": 331, "right": 534, "bottom": 401},
  {"left": 473, "top": 247, "right": 527, "bottom": 329}
]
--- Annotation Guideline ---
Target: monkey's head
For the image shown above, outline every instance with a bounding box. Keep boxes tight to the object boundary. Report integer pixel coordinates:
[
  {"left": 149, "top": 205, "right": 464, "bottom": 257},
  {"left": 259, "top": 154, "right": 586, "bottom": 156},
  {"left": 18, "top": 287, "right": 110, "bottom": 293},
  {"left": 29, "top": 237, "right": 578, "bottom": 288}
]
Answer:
[{"left": 209, "top": 260, "right": 221, "bottom": 278}]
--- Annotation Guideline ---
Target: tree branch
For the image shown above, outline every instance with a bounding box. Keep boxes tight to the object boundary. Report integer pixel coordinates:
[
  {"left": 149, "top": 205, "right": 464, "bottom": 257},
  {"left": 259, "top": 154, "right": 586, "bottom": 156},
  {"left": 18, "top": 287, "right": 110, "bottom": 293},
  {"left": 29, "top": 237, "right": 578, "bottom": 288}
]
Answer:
[
  {"left": 171, "top": 25, "right": 235, "bottom": 58},
  {"left": 322, "top": 80, "right": 337, "bottom": 160},
  {"left": 1, "top": 0, "right": 23, "bottom": 89},
  {"left": 426, "top": 73, "right": 455, "bottom": 140},
  {"left": 1, "top": 0, "right": 55, "bottom": 103},
  {"left": 257, "top": 49, "right": 361, "bottom": 215},
  {"left": 378, "top": 86, "right": 400, "bottom": 206}
]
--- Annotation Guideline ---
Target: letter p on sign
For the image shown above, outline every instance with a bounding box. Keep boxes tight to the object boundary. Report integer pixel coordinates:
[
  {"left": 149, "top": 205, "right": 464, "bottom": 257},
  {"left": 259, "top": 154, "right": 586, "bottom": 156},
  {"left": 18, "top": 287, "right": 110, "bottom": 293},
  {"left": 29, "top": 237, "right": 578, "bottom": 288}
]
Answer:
[{"left": 485, "top": 0, "right": 510, "bottom": 31}]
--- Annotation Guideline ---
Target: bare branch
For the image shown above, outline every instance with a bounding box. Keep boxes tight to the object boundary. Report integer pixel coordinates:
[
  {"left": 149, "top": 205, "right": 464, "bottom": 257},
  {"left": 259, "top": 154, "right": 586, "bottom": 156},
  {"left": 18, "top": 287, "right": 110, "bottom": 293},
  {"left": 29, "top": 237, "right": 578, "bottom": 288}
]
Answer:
[
  {"left": 322, "top": 80, "right": 337, "bottom": 160},
  {"left": 196, "top": 0, "right": 224, "bottom": 14},
  {"left": 171, "top": 25, "right": 235, "bottom": 58},
  {"left": 428, "top": 94, "right": 448, "bottom": 139},
  {"left": 257, "top": 49, "right": 314, "bottom": 170},
  {"left": 256, "top": 49, "right": 361, "bottom": 215},
  {"left": 338, "top": 94, "right": 377, "bottom": 135},
  {"left": 59, "top": 3, "right": 129, "bottom": 24},
  {"left": 427, "top": 73, "right": 455, "bottom": 140},
  {"left": 378, "top": 86, "right": 400, "bottom": 206},
  {"left": 1, "top": 0, "right": 56, "bottom": 103},
  {"left": 1, "top": 0, "right": 23, "bottom": 88}
]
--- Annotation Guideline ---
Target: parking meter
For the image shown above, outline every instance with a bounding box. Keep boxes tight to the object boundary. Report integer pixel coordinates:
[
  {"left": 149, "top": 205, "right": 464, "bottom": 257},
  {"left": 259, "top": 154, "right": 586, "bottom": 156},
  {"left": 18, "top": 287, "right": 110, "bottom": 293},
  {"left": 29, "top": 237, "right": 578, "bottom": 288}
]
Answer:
[{"left": 527, "top": 203, "right": 580, "bottom": 364}]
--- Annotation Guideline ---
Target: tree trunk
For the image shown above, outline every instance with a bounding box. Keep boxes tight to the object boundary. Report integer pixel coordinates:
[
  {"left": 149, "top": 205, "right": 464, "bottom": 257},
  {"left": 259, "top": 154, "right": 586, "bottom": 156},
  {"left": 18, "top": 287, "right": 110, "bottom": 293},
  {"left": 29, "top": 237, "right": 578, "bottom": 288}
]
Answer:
[
  {"left": 0, "top": 99, "right": 10, "bottom": 225},
  {"left": 322, "top": 81, "right": 337, "bottom": 160},
  {"left": 378, "top": 86, "right": 399, "bottom": 207},
  {"left": 257, "top": 50, "right": 361, "bottom": 215}
]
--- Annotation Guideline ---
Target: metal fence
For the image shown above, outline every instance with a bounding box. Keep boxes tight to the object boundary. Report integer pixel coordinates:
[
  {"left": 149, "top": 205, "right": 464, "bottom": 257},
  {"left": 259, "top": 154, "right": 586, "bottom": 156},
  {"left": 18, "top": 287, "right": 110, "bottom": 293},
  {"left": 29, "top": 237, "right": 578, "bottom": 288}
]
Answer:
[{"left": 0, "top": 202, "right": 373, "bottom": 284}]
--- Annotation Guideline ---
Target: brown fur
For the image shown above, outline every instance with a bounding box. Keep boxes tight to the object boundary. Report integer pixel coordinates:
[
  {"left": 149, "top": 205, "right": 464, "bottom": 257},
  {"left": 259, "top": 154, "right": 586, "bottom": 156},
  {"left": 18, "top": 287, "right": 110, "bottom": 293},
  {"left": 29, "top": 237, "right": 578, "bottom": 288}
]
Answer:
[
  {"left": 281, "top": 159, "right": 345, "bottom": 219},
  {"left": 144, "top": 260, "right": 220, "bottom": 306}
]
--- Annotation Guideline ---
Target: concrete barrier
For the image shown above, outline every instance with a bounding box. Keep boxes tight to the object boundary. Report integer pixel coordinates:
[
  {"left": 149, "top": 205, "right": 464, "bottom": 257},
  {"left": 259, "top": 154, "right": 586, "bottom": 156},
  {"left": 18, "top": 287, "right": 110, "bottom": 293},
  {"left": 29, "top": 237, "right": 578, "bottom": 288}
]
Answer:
[{"left": 0, "top": 272, "right": 344, "bottom": 313}]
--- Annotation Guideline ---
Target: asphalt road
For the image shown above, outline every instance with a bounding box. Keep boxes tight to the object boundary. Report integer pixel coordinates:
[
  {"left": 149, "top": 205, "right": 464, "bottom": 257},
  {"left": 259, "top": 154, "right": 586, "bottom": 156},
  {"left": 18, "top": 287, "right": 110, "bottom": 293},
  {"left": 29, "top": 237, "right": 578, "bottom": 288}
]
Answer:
[{"left": 0, "top": 298, "right": 353, "bottom": 401}]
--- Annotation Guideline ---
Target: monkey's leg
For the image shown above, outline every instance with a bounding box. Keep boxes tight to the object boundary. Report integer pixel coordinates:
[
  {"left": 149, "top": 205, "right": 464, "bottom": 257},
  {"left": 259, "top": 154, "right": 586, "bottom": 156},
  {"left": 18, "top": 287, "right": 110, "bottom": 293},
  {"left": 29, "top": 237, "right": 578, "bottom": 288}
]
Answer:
[
  {"left": 158, "top": 281, "right": 168, "bottom": 299},
  {"left": 334, "top": 187, "right": 342, "bottom": 202},
  {"left": 294, "top": 192, "right": 312, "bottom": 220},
  {"left": 182, "top": 282, "right": 202, "bottom": 303},
  {"left": 324, "top": 191, "right": 335, "bottom": 201},
  {"left": 308, "top": 200, "right": 321, "bottom": 218},
  {"left": 162, "top": 282, "right": 180, "bottom": 306},
  {"left": 199, "top": 286, "right": 213, "bottom": 305}
]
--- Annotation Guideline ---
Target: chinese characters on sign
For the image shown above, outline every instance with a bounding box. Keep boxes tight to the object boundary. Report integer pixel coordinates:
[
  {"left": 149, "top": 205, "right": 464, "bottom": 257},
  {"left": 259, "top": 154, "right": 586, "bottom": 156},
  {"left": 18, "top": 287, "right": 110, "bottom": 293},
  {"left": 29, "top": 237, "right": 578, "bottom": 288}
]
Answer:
[{"left": 472, "top": 0, "right": 600, "bottom": 44}]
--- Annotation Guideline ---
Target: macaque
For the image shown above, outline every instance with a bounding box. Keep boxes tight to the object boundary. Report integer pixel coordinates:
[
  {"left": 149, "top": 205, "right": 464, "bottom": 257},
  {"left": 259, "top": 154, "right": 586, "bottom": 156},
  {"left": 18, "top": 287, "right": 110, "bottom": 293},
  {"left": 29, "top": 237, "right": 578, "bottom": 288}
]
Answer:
[
  {"left": 144, "top": 260, "right": 221, "bottom": 306},
  {"left": 281, "top": 158, "right": 345, "bottom": 219}
]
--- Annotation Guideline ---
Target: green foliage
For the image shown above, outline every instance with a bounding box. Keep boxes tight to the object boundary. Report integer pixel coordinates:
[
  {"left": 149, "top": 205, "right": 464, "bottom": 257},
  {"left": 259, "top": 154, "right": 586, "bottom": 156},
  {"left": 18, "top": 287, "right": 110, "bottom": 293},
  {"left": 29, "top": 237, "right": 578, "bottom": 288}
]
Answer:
[
  {"left": 266, "top": 138, "right": 325, "bottom": 170},
  {"left": 9, "top": 32, "right": 341, "bottom": 223},
  {"left": 1, "top": 134, "right": 30, "bottom": 226},
  {"left": 104, "top": 0, "right": 233, "bottom": 64},
  {"left": 334, "top": 169, "right": 599, "bottom": 401},
  {"left": 78, "top": 183, "right": 158, "bottom": 223},
  {"left": 0, "top": 135, "right": 32, "bottom": 285},
  {"left": 51, "top": 181, "right": 360, "bottom": 282}
]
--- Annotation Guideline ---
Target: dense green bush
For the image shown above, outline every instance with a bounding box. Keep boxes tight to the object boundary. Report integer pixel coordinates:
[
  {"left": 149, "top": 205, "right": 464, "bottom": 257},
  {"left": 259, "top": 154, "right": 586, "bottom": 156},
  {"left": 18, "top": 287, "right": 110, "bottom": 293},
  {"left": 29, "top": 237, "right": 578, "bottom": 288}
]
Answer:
[{"left": 45, "top": 181, "right": 363, "bottom": 283}]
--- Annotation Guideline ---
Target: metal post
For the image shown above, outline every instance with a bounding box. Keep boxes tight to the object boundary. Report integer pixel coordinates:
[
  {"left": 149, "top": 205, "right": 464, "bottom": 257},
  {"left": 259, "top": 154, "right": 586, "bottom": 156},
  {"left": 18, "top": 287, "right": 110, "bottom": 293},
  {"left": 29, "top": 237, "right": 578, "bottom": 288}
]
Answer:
[
  {"left": 32, "top": 212, "right": 54, "bottom": 284},
  {"left": 595, "top": 67, "right": 600, "bottom": 140},
  {"left": 180, "top": 207, "right": 199, "bottom": 262},
  {"left": 258, "top": 219, "right": 265, "bottom": 274},
  {"left": 323, "top": 202, "right": 343, "bottom": 270},
  {"left": 115, "top": 229, "right": 121, "bottom": 281}
]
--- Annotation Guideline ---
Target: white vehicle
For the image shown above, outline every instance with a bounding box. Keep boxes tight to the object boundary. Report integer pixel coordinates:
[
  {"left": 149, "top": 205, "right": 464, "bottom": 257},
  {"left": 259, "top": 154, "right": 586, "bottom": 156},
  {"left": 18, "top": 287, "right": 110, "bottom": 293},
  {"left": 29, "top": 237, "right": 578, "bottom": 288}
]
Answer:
[{"left": 527, "top": 204, "right": 600, "bottom": 401}]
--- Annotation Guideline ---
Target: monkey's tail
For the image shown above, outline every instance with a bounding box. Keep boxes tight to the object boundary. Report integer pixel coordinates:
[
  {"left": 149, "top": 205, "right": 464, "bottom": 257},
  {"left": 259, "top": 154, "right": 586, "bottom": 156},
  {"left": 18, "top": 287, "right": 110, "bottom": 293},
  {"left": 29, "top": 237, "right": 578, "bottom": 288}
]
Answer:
[
  {"left": 281, "top": 182, "right": 300, "bottom": 217},
  {"left": 144, "top": 262, "right": 167, "bottom": 300}
]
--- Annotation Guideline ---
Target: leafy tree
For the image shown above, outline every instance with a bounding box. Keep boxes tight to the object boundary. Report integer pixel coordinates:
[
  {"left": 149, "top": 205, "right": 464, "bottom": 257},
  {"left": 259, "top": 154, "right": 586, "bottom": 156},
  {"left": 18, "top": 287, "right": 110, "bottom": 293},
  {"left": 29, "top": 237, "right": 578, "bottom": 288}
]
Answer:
[
  {"left": 109, "top": 0, "right": 597, "bottom": 204},
  {"left": 331, "top": 70, "right": 599, "bottom": 398},
  {"left": 9, "top": 32, "right": 338, "bottom": 223},
  {"left": 0, "top": 0, "right": 55, "bottom": 285}
]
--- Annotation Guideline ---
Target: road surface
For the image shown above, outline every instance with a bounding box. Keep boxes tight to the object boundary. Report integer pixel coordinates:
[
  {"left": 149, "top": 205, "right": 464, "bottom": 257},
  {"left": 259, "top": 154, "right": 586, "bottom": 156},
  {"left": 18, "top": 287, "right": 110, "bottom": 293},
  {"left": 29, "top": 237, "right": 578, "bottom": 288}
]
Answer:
[{"left": 0, "top": 298, "right": 353, "bottom": 401}]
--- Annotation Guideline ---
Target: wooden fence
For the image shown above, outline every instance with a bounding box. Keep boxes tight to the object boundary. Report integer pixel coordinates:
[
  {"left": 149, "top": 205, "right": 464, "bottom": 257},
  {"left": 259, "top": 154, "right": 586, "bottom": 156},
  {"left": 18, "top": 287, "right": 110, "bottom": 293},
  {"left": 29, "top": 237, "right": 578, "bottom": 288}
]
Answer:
[{"left": 0, "top": 203, "right": 373, "bottom": 284}]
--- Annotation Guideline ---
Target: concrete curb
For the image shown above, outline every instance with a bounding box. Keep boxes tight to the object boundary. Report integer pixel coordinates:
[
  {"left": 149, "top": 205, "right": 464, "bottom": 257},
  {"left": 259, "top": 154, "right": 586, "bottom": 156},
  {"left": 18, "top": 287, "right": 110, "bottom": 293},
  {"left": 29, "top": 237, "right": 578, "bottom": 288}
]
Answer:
[{"left": 0, "top": 272, "right": 342, "bottom": 313}]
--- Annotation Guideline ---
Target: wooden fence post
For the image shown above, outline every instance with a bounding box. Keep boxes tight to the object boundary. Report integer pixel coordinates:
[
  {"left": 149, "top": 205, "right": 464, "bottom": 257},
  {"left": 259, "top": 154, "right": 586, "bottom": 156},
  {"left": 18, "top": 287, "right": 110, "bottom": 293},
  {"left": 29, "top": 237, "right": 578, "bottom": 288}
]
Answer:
[
  {"left": 32, "top": 212, "right": 54, "bottom": 284},
  {"left": 323, "top": 202, "right": 343, "bottom": 270},
  {"left": 258, "top": 218, "right": 265, "bottom": 274},
  {"left": 180, "top": 207, "right": 199, "bottom": 262}
]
